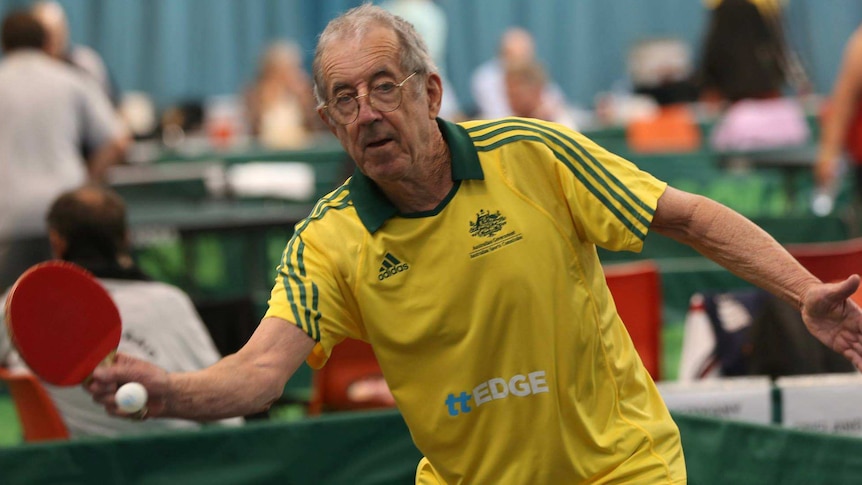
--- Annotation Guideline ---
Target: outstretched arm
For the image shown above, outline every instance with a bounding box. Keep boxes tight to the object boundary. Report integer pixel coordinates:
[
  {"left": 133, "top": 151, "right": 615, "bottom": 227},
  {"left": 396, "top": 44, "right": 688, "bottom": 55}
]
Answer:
[
  {"left": 650, "top": 186, "right": 862, "bottom": 370},
  {"left": 87, "top": 317, "right": 316, "bottom": 421}
]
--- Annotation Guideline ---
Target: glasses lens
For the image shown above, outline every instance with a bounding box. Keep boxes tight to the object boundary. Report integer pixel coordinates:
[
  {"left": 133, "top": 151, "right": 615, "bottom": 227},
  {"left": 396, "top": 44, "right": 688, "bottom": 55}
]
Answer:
[
  {"left": 370, "top": 82, "right": 402, "bottom": 113},
  {"left": 330, "top": 96, "right": 358, "bottom": 124}
]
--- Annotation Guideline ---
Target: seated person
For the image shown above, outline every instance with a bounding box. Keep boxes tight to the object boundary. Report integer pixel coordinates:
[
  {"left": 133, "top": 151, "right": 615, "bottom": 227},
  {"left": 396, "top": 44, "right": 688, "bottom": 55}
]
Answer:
[
  {"left": 243, "top": 40, "right": 324, "bottom": 148},
  {"left": 504, "top": 59, "right": 578, "bottom": 129},
  {"left": 470, "top": 27, "right": 567, "bottom": 120},
  {"left": 628, "top": 37, "right": 700, "bottom": 107},
  {"left": 696, "top": 0, "right": 810, "bottom": 151},
  {"left": 0, "top": 185, "right": 243, "bottom": 438},
  {"left": 698, "top": 0, "right": 786, "bottom": 104}
]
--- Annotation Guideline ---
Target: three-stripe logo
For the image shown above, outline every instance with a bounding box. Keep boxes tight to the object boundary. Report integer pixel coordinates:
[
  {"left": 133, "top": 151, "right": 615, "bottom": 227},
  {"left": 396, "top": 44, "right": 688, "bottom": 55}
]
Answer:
[{"left": 378, "top": 253, "right": 409, "bottom": 280}]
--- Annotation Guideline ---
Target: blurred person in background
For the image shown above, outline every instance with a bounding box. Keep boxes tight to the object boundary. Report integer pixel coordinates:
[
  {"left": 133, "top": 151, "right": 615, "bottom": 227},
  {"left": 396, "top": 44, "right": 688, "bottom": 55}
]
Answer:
[
  {"left": 697, "top": 0, "right": 810, "bottom": 151},
  {"left": 628, "top": 37, "right": 700, "bottom": 108},
  {"left": 31, "top": 1, "right": 118, "bottom": 105},
  {"left": 0, "top": 9, "right": 128, "bottom": 292},
  {"left": 244, "top": 40, "right": 325, "bottom": 149},
  {"left": 470, "top": 26, "right": 567, "bottom": 120},
  {"left": 698, "top": 0, "right": 802, "bottom": 104},
  {"left": 503, "top": 58, "right": 578, "bottom": 129},
  {"left": 381, "top": 0, "right": 464, "bottom": 121},
  {"left": 814, "top": 24, "right": 862, "bottom": 204},
  {"left": 0, "top": 185, "right": 244, "bottom": 438}
]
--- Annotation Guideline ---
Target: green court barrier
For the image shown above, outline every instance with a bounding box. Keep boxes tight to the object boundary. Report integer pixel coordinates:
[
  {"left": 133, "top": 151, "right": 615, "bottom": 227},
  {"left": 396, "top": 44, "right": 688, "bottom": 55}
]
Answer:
[
  {"left": 3, "top": 409, "right": 862, "bottom": 485},
  {"left": 675, "top": 413, "right": 862, "bottom": 485},
  {"left": 0, "top": 411, "right": 421, "bottom": 485}
]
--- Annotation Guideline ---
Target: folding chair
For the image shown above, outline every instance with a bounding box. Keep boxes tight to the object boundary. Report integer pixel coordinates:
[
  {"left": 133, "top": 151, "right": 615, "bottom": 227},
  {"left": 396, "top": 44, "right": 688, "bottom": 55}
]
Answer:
[
  {"left": 626, "top": 105, "right": 701, "bottom": 154},
  {"left": 787, "top": 237, "right": 862, "bottom": 305},
  {"left": 308, "top": 338, "right": 395, "bottom": 415},
  {"left": 0, "top": 367, "right": 69, "bottom": 442},
  {"left": 604, "top": 260, "right": 663, "bottom": 380}
]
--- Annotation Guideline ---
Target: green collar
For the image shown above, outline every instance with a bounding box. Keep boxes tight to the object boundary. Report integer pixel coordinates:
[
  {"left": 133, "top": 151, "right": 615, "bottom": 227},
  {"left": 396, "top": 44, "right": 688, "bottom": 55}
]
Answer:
[{"left": 349, "top": 118, "right": 484, "bottom": 233}]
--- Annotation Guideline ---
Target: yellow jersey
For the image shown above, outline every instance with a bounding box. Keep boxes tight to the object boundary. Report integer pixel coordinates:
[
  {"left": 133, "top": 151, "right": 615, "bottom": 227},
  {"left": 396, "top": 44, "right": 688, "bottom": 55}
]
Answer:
[{"left": 267, "top": 117, "right": 686, "bottom": 484}]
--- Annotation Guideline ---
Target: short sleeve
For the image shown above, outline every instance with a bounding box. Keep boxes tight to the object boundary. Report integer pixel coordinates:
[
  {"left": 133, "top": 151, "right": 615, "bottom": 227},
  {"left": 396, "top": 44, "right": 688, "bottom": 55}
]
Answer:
[
  {"left": 265, "top": 232, "right": 361, "bottom": 369},
  {"left": 552, "top": 127, "right": 667, "bottom": 252}
]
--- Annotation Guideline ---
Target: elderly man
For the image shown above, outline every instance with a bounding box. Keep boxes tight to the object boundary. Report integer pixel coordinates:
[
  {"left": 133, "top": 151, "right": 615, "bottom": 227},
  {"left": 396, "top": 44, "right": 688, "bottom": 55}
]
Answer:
[{"left": 88, "top": 5, "right": 862, "bottom": 484}]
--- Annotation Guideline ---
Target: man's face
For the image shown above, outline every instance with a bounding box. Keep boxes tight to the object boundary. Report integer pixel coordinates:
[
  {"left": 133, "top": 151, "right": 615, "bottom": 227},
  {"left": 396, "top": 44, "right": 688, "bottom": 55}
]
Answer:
[{"left": 317, "top": 26, "right": 441, "bottom": 184}]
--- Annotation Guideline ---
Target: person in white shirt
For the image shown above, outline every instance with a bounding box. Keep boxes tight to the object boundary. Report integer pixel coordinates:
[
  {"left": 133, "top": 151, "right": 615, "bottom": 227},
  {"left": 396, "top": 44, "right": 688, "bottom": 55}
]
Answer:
[
  {"left": 504, "top": 58, "right": 578, "bottom": 129},
  {"left": 470, "top": 27, "right": 566, "bottom": 120},
  {"left": 31, "top": 1, "right": 117, "bottom": 103},
  {"left": 0, "top": 185, "right": 243, "bottom": 438},
  {"left": 0, "top": 10, "right": 128, "bottom": 291}
]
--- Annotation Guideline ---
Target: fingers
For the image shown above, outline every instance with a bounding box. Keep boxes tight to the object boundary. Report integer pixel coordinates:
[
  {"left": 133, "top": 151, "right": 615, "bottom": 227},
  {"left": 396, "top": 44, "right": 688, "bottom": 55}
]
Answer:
[
  {"left": 844, "top": 349, "right": 862, "bottom": 373},
  {"left": 84, "top": 352, "right": 144, "bottom": 415},
  {"left": 85, "top": 376, "right": 150, "bottom": 419},
  {"left": 83, "top": 353, "right": 168, "bottom": 420},
  {"left": 84, "top": 373, "right": 119, "bottom": 409},
  {"left": 91, "top": 352, "right": 146, "bottom": 384}
]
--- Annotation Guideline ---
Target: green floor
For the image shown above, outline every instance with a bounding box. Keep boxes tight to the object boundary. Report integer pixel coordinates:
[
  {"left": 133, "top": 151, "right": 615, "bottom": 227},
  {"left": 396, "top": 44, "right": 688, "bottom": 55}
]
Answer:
[{"left": 0, "top": 391, "right": 20, "bottom": 446}]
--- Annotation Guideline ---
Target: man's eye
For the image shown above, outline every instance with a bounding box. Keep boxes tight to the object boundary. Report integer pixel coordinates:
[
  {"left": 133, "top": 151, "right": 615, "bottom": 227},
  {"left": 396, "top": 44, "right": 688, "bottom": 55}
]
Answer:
[
  {"left": 374, "top": 83, "right": 396, "bottom": 94},
  {"left": 333, "top": 95, "right": 355, "bottom": 107}
]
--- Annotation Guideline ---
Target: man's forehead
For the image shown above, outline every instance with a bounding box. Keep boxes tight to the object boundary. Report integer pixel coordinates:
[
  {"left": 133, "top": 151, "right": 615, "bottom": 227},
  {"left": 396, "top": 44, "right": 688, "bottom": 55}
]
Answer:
[{"left": 320, "top": 27, "right": 401, "bottom": 82}]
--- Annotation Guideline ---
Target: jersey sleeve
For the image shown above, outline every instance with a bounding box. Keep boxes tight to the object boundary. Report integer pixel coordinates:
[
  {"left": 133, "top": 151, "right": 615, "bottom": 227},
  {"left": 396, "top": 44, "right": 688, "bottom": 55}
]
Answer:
[
  {"left": 551, "top": 125, "right": 668, "bottom": 252},
  {"left": 264, "top": 231, "right": 362, "bottom": 369}
]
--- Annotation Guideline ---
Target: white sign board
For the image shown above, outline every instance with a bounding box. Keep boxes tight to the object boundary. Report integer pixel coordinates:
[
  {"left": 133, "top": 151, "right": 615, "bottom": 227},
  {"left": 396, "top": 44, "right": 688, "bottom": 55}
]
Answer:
[
  {"left": 777, "top": 373, "right": 862, "bottom": 436},
  {"left": 657, "top": 377, "right": 773, "bottom": 424}
]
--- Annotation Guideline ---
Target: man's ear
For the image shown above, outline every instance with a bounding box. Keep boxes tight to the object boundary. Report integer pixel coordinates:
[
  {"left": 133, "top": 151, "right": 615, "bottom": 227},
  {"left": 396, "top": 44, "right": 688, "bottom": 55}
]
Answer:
[
  {"left": 425, "top": 73, "right": 444, "bottom": 119},
  {"left": 48, "top": 229, "right": 67, "bottom": 260}
]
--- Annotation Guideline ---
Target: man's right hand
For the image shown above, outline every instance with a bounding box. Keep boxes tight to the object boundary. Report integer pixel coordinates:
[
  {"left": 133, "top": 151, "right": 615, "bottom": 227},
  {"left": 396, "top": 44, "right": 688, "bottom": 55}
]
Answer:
[{"left": 86, "top": 353, "right": 170, "bottom": 419}]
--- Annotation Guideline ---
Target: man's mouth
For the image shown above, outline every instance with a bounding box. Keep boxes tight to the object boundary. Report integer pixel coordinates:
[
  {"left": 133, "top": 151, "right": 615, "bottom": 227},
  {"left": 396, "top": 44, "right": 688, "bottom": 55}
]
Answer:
[{"left": 366, "top": 138, "right": 392, "bottom": 148}]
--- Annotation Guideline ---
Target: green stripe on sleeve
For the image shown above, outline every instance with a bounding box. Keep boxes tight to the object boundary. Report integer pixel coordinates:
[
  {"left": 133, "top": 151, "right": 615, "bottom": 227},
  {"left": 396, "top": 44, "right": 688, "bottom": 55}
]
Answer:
[{"left": 470, "top": 121, "right": 651, "bottom": 240}]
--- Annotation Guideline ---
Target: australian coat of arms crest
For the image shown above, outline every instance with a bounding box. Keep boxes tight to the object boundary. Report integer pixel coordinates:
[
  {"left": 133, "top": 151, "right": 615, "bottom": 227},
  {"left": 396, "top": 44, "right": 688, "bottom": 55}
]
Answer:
[{"left": 470, "top": 209, "right": 507, "bottom": 238}]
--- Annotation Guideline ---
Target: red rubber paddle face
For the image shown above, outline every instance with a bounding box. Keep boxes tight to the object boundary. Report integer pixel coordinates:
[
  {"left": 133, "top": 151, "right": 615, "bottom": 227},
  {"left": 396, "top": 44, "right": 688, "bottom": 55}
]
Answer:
[{"left": 5, "top": 261, "right": 121, "bottom": 386}]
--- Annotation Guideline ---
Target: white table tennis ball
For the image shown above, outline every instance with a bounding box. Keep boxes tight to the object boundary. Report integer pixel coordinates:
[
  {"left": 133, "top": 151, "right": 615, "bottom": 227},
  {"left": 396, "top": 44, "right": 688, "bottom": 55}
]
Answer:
[{"left": 115, "top": 382, "right": 148, "bottom": 413}]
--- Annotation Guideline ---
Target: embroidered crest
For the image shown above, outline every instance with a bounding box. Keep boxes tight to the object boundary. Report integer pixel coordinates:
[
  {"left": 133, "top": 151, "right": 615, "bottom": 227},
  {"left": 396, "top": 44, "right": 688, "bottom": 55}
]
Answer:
[{"left": 470, "top": 209, "right": 507, "bottom": 238}]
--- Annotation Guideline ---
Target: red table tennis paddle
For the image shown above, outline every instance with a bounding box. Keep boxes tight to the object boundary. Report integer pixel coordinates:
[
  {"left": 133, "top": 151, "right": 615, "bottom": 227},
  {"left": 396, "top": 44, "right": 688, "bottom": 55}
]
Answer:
[{"left": 4, "top": 261, "right": 122, "bottom": 386}]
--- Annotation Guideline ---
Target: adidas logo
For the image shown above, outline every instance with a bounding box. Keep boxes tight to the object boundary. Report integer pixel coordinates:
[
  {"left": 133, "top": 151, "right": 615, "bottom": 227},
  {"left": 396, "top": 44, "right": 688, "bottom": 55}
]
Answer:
[{"left": 378, "top": 252, "right": 409, "bottom": 280}]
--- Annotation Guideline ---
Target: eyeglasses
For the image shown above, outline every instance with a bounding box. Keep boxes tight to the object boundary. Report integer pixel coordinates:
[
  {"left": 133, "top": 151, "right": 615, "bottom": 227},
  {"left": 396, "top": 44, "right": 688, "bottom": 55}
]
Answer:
[{"left": 323, "top": 72, "right": 419, "bottom": 125}]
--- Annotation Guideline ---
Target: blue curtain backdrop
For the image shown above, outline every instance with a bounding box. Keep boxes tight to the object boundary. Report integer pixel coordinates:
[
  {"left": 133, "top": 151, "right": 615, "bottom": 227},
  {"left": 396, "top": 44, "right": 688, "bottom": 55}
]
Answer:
[{"left": 0, "top": 0, "right": 860, "bottom": 112}]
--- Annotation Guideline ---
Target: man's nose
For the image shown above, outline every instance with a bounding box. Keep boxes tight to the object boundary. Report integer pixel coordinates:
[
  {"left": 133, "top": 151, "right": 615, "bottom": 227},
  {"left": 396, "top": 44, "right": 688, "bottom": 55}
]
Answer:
[{"left": 355, "top": 94, "right": 382, "bottom": 124}]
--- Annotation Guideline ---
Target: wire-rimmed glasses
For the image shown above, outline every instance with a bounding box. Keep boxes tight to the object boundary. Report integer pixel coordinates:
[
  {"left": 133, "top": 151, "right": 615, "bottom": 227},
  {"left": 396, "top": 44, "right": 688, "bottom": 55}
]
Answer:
[{"left": 323, "top": 72, "right": 419, "bottom": 125}]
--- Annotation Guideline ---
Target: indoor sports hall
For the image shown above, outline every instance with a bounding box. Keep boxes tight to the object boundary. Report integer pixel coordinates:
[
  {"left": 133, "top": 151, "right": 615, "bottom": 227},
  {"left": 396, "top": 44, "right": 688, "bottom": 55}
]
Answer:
[{"left": 2, "top": 0, "right": 862, "bottom": 483}]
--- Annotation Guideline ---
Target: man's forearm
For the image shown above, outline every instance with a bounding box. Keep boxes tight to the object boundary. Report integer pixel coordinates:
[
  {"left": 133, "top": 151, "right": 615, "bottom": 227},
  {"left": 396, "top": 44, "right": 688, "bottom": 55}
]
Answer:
[
  {"left": 87, "top": 135, "right": 129, "bottom": 183},
  {"left": 164, "top": 352, "right": 286, "bottom": 420},
  {"left": 652, "top": 189, "right": 820, "bottom": 309},
  {"left": 160, "top": 317, "right": 316, "bottom": 421}
]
